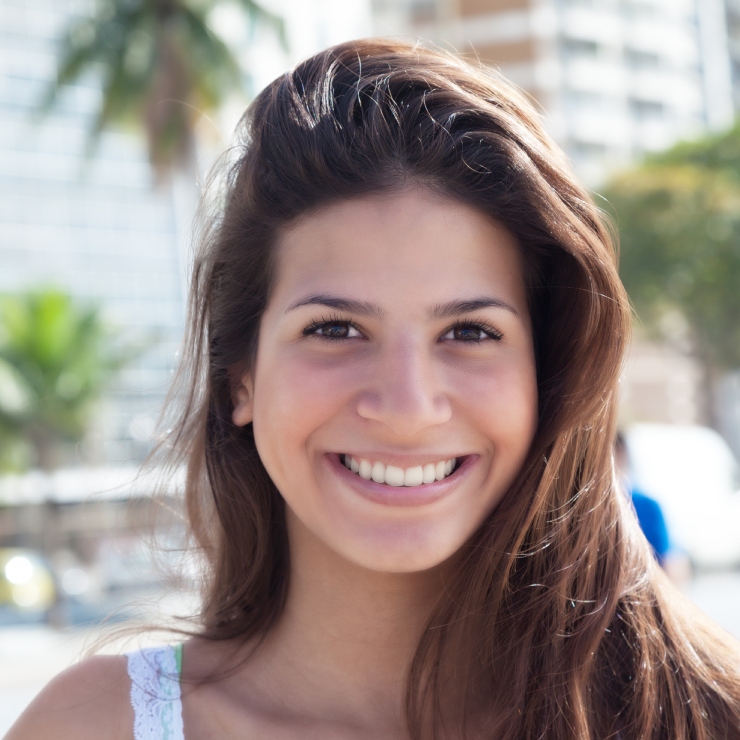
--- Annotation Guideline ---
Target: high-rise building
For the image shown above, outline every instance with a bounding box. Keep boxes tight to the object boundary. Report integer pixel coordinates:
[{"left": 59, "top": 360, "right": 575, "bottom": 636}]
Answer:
[
  {"left": 373, "top": 0, "right": 735, "bottom": 184},
  {"left": 0, "top": 0, "right": 184, "bottom": 464}
]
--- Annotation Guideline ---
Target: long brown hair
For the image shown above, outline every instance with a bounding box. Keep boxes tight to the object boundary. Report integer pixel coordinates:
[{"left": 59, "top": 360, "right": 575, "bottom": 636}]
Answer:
[{"left": 161, "top": 39, "right": 740, "bottom": 738}]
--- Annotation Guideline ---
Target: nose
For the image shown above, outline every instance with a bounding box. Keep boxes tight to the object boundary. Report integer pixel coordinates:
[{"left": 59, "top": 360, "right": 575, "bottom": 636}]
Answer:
[{"left": 356, "top": 338, "right": 452, "bottom": 437}]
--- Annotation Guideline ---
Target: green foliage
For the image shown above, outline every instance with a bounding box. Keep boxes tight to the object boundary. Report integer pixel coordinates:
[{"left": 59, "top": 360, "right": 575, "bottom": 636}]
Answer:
[
  {"left": 650, "top": 121, "right": 740, "bottom": 173},
  {"left": 602, "top": 129, "right": 740, "bottom": 371},
  {"left": 0, "top": 289, "right": 132, "bottom": 471},
  {"left": 39, "top": 0, "right": 285, "bottom": 181}
]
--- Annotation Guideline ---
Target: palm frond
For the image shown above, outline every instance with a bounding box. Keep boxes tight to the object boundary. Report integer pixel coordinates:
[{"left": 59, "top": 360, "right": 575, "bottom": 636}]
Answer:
[
  {"left": 36, "top": 0, "right": 287, "bottom": 180},
  {"left": 0, "top": 289, "right": 144, "bottom": 468}
]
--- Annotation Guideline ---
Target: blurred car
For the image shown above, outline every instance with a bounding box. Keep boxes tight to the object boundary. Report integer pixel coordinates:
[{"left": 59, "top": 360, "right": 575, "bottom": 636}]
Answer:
[
  {"left": 625, "top": 423, "right": 740, "bottom": 568},
  {"left": 0, "top": 548, "right": 56, "bottom": 622}
]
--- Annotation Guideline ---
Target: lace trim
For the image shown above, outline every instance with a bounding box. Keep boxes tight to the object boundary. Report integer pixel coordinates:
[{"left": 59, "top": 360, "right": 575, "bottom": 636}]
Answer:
[{"left": 126, "top": 645, "right": 184, "bottom": 740}]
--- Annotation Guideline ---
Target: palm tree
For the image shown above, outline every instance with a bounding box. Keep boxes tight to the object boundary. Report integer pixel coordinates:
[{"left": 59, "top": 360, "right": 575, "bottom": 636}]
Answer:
[
  {"left": 39, "top": 0, "right": 285, "bottom": 183},
  {"left": 0, "top": 289, "right": 133, "bottom": 471}
]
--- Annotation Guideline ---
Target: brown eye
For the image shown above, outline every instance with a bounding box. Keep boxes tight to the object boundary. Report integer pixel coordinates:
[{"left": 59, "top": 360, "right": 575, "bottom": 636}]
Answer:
[
  {"left": 440, "top": 322, "right": 502, "bottom": 343},
  {"left": 453, "top": 325, "right": 485, "bottom": 341},
  {"left": 303, "top": 319, "right": 363, "bottom": 340},
  {"left": 319, "top": 322, "right": 352, "bottom": 338}
]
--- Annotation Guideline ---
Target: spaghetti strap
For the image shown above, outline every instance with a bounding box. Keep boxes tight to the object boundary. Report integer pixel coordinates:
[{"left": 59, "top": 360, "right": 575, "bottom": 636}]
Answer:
[{"left": 126, "top": 645, "right": 185, "bottom": 740}]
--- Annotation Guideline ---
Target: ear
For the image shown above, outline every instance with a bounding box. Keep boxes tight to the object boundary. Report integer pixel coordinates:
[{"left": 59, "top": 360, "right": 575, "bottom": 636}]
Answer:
[{"left": 231, "top": 373, "right": 254, "bottom": 427}]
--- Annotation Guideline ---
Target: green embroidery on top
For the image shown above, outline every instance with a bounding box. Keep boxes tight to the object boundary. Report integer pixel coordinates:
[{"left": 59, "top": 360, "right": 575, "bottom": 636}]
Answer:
[{"left": 174, "top": 642, "right": 183, "bottom": 680}]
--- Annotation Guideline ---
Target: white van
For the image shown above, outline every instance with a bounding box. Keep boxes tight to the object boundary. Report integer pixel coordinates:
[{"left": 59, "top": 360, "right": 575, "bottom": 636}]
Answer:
[{"left": 625, "top": 423, "right": 740, "bottom": 568}]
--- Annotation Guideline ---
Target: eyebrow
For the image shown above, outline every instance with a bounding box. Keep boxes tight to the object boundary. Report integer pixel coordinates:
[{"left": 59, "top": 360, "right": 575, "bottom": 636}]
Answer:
[
  {"left": 285, "top": 294, "right": 386, "bottom": 319},
  {"left": 428, "top": 297, "right": 519, "bottom": 319},
  {"left": 286, "top": 294, "right": 518, "bottom": 319}
]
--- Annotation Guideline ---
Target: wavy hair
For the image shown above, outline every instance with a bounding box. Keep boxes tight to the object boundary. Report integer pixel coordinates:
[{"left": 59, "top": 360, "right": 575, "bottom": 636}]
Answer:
[{"left": 162, "top": 39, "right": 740, "bottom": 738}]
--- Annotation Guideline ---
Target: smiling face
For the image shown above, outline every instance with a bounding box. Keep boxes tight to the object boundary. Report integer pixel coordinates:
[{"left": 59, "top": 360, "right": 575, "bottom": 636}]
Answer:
[{"left": 232, "top": 189, "right": 538, "bottom": 573}]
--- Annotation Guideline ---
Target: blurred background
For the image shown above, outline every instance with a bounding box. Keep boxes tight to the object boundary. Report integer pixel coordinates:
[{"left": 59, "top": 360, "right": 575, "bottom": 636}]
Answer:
[{"left": 1, "top": 0, "right": 740, "bottom": 732}]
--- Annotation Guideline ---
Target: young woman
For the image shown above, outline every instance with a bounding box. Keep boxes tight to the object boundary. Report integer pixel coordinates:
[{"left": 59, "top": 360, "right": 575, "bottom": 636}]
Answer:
[{"left": 8, "top": 39, "right": 740, "bottom": 740}]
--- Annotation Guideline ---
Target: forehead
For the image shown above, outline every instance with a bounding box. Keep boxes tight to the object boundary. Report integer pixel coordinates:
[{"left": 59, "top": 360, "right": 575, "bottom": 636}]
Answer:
[{"left": 271, "top": 189, "right": 528, "bottom": 312}]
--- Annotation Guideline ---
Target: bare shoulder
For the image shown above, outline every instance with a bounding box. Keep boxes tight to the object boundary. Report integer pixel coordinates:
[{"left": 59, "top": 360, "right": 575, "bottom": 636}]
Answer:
[{"left": 5, "top": 654, "right": 132, "bottom": 740}]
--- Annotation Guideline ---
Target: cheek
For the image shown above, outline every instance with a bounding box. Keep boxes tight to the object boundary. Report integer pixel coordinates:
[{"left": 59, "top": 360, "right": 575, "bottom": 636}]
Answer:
[
  {"left": 453, "top": 358, "right": 538, "bottom": 455},
  {"left": 251, "top": 351, "right": 362, "bottom": 457}
]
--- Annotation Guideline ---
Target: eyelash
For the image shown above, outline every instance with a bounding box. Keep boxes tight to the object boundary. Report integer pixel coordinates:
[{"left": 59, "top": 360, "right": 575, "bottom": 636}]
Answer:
[
  {"left": 302, "top": 313, "right": 362, "bottom": 341},
  {"left": 302, "top": 314, "right": 504, "bottom": 344}
]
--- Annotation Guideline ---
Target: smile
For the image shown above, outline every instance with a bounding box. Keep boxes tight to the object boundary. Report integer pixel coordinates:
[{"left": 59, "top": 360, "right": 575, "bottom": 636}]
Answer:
[{"left": 341, "top": 455, "right": 458, "bottom": 487}]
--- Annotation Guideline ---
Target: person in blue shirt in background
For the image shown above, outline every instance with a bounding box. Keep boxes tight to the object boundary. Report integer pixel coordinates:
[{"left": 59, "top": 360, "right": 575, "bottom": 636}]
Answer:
[
  {"left": 615, "top": 431, "right": 690, "bottom": 581},
  {"left": 630, "top": 489, "right": 671, "bottom": 565}
]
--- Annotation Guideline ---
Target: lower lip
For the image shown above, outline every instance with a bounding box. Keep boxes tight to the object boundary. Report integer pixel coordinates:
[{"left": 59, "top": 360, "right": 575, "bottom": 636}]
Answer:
[{"left": 326, "top": 453, "right": 477, "bottom": 508}]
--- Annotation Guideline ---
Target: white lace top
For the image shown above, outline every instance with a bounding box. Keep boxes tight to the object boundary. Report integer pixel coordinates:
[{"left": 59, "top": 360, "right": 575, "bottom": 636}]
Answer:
[{"left": 126, "top": 645, "right": 185, "bottom": 740}]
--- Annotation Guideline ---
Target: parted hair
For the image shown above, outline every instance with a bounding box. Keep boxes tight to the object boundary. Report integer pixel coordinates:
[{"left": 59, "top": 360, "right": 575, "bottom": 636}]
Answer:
[{"left": 163, "top": 39, "right": 740, "bottom": 738}]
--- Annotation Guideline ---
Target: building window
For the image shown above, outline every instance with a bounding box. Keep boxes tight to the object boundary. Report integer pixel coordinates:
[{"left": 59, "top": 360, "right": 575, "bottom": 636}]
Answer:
[
  {"left": 563, "top": 38, "right": 600, "bottom": 58},
  {"left": 566, "top": 90, "right": 607, "bottom": 113},
  {"left": 625, "top": 48, "right": 660, "bottom": 70},
  {"left": 629, "top": 98, "right": 664, "bottom": 119}
]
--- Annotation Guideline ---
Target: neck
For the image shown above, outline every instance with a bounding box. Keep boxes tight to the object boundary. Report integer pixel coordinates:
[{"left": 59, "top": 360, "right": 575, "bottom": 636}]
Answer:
[{"left": 254, "top": 509, "right": 446, "bottom": 729}]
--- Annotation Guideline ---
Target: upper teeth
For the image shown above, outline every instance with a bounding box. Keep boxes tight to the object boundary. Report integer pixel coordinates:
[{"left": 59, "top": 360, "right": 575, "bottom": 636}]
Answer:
[{"left": 342, "top": 455, "right": 457, "bottom": 486}]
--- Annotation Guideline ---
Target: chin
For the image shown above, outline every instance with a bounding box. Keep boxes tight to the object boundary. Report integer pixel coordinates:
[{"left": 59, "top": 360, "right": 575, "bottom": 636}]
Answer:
[{"left": 331, "top": 523, "right": 471, "bottom": 575}]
